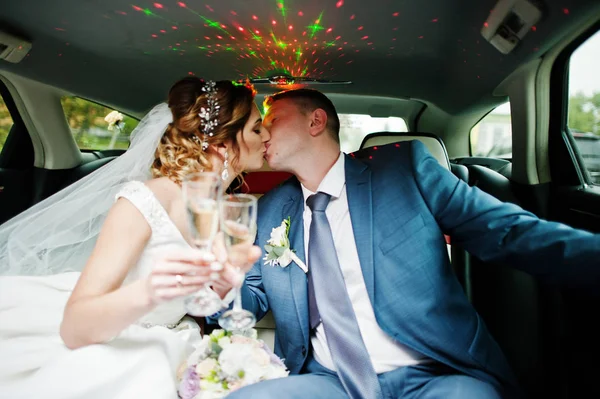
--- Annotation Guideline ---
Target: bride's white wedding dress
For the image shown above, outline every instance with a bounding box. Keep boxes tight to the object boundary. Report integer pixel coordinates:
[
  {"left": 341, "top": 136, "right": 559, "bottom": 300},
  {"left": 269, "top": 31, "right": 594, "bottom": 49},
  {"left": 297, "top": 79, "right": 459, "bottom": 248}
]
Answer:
[{"left": 0, "top": 181, "right": 202, "bottom": 399}]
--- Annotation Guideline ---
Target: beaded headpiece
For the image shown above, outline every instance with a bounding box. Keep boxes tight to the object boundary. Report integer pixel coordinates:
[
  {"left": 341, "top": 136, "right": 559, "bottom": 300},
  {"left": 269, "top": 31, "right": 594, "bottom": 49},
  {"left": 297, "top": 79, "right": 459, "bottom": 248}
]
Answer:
[{"left": 198, "top": 80, "right": 220, "bottom": 151}]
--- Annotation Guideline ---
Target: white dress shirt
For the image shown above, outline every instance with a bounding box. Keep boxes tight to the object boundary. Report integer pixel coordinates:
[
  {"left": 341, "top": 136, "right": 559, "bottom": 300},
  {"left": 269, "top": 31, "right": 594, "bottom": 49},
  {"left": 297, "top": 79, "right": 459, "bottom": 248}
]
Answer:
[{"left": 301, "top": 153, "right": 428, "bottom": 373}]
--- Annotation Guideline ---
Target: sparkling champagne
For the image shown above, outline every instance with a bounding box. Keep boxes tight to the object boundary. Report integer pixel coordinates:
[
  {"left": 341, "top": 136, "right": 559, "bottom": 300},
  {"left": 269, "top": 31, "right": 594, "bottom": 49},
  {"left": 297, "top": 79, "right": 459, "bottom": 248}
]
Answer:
[{"left": 187, "top": 198, "right": 218, "bottom": 249}]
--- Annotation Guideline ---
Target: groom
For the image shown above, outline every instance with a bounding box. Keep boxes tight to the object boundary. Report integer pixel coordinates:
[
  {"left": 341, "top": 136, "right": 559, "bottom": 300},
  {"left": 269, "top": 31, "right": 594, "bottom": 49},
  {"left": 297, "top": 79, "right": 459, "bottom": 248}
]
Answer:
[{"left": 218, "top": 88, "right": 599, "bottom": 398}]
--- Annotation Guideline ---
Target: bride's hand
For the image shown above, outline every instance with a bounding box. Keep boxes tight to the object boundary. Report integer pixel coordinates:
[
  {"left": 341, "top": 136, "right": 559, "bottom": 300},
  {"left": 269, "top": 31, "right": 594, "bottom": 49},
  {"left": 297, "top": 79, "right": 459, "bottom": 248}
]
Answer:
[{"left": 146, "top": 249, "right": 217, "bottom": 305}]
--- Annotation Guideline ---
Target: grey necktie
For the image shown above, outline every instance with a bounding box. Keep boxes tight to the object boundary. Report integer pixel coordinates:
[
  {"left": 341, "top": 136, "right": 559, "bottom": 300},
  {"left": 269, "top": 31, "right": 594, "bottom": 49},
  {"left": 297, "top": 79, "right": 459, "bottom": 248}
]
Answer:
[{"left": 306, "top": 192, "right": 382, "bottom": 399}]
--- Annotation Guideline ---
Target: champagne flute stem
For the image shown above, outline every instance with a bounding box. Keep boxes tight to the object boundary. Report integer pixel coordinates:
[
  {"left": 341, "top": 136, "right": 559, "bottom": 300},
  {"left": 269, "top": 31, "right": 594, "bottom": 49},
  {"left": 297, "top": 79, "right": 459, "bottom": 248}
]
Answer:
[{"left": 232, "top": 286, "right": 243, "bottom": 311}]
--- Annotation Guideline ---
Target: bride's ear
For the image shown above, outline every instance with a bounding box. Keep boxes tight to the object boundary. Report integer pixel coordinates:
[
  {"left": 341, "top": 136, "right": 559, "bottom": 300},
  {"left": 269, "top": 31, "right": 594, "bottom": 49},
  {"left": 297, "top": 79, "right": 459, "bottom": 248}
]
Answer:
[{"left": 212, "top": 143, "right": 228, "bottom": 161}]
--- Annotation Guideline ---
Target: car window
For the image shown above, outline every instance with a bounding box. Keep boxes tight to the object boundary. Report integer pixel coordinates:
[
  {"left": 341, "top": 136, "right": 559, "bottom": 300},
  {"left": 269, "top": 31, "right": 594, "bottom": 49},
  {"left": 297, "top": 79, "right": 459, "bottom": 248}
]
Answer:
[
  {"left": 61, "top": 97, "right": 140, "bottom": 151},
  {"left": 567, "top": 30, "right": 600, "bottom": 185},
  {"left": 339, "top": 114, "right": 407, "bottom": 153},
  {"left": 470, "top": 102, "right": 512, "bottom": 158},
  {"left": 0, "top": 94, "right": 14, "bottom": 152}
]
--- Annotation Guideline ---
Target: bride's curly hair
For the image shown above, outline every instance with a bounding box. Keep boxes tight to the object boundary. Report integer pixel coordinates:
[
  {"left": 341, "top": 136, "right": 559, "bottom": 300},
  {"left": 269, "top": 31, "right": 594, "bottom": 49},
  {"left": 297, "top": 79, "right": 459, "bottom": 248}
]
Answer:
[{"left": 151, "top": 77, "right": 256, "bottom": 184}]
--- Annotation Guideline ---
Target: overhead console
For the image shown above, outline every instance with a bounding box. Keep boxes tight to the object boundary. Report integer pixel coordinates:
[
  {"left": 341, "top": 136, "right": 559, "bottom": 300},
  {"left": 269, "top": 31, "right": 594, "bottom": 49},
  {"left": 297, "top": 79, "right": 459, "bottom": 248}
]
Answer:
[{"left": 482, "top": 0, "right": 542, "bottom": 54}]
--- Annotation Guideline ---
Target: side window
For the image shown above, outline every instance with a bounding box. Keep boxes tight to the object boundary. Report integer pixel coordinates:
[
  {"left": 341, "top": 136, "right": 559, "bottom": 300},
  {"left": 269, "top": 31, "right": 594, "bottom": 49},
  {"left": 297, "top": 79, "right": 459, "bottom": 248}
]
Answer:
[
  {"left": 339, "top": 114, "right": 408, "bottom": 153},
  {"left": 60, "top": 97, "right": 140, "bottom": 151},
  {"left": 0, "top": 94, "right": 14, "bottom": 152},
  {"left": 567, "top": 31, "right": 600, "bottom": 185},
  {"left": 470, "top": 102, "right": 512, "bottom": 158}
]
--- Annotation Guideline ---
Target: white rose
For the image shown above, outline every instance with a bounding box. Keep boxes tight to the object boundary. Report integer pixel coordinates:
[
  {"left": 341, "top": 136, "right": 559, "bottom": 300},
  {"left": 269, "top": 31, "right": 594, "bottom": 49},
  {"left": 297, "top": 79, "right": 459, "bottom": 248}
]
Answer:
[
  {"left": 195, "top": 358, "right": 218, "bottom": 377},
  {"left": 217, "top": 336, "right": 231, "bottom": 348},
  {"left": 267, "top": 221, "right": 289, "bottom": 247},
  {"left": 251, "top": 347, "right": 271, "bottom": 367},
  {"left": 197, "top": 381, "right": 226, "bottom": 399},
  {"left": 264, "top": 364, "right": 290, "bottom": 380}
]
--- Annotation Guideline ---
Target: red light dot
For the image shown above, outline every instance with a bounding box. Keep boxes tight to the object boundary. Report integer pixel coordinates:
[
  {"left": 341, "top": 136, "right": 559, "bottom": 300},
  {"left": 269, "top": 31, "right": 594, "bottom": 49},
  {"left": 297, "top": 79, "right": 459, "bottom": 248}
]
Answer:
[
  {"left": 369, "top": 155, "right": 373, "bottom": 159},
  {"left": 151, "top": 34, "right": 158, "bottom": 38},
  {"left": 160, "top": 29, "right": 166, "bottom": 33},
  {"left": 221, "top": 24, "right": 227, "bottom": 29},
  {"left": 188, "top": 71, "right": 194, "bottom": 75},
  {"left": 336, "top": 0, "right": 344, "bottom": 7},
  {"left": 177, "top": 2, "right": 186, "bottom": 7},
  {"left": 238, "top": 26, "right": 244, "bottom": 32},
  {"left": 484, "top": 22, "right": 489, "bottom": 28},
  {"left": 153, "top": 3, "right": 163, "bottom": 9},
  {"left": 289, "top": 25, "right": 293, "bottom": 30},
  {"left": 206, "top": 5, "right": 213, "bottom": 12},
  {"left": 373, "top": 146, "right": 378, "bottom": 150},
  {"left": 563, "top": 8, "right": 569, "bottom": 15},
  {"left": 172, "top": 26, "right": 178, "bottom": 30},
  {"left": 392, "top": 12, "right": 399, "bottom": 17},
  {"left": 336, "top": 35, "right": 342, "bottom": 40},
  {"left": 361, "top": 36, "right": 368, "bottom": 40},
  {"left": 395, "top": 143, "right": 400, "bottom": 147},
  {"left": 531, "top": 25, "right": 537, "bottom": 31},
  {"left": 358, "top": 26, "right": 364, "bottom": 30},
  {"left": 252, "top": 15, "right": 258, "bottom": 20},
  {"left": 418, "top": 35, "right": 424, "bottom": 39},
  {"left": 326, "top": 28, "right": 333, "bottom": 33},
  {"left": 272, "top": 20, "right": 277, "bottom": 25},
  {"left": 432, "top": 18, "right": 438, "bottom": 22},
  {"left": 205, "top": 36, "right": 211, "bottom": 40},
  {"left": 350, "top": 14, "right": 355, "bottom": 20},
  {"left": 298, "top": 11, "right": 304, "bottom": 16},
  {"left": 255, "top": 30, "right": 260, "bottom": 34},
  {"left": 132, "top": 5, "right": 143, "bottom": 11},
  {"left": 231, "top": 10, "right": 238, "bottom": 16}
]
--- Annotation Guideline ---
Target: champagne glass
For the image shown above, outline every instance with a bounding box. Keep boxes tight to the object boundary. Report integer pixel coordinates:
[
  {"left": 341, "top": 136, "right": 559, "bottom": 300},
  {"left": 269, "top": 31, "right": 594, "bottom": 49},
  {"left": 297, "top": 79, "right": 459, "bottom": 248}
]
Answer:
[
  {"left": 181, "top": 172, "right": 224, "bottom": 316},
  {"left": 218, "top": 194, "right": 258, "bottom": 331}
]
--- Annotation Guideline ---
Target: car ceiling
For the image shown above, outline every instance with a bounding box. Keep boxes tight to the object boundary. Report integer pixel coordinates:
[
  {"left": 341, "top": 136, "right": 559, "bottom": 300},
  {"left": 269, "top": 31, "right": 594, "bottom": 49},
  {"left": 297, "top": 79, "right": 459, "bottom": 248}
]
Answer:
[{"left": 0, "top": 0, "right": 598, "bottom": 116}]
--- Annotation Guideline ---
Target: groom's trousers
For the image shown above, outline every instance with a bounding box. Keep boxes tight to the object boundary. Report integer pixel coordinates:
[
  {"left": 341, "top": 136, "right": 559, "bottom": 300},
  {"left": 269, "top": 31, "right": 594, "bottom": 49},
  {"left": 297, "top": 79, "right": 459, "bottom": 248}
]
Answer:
[{"left": 225, "top": 354, "right": 506, "bottom": 399}]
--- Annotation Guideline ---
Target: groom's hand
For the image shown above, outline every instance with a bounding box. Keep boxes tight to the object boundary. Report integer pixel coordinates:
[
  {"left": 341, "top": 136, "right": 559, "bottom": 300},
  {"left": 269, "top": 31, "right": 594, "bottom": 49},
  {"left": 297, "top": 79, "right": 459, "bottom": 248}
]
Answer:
[{"left": 211, "top": 232, "right": 262, "bottom": 298}]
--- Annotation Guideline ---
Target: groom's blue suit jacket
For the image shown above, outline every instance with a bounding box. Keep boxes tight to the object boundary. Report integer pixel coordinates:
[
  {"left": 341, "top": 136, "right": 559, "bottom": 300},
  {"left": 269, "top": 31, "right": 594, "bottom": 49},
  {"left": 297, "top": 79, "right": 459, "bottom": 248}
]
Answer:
[{"left": 238, "top": 141, "right": 599, "bottom": 393}]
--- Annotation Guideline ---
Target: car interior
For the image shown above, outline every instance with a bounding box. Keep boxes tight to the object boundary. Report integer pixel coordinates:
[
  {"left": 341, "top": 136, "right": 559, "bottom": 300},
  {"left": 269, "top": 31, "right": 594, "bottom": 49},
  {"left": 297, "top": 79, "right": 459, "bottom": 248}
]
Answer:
[{"left": 1, "top": 0, "right": 599, "bottom": 397}]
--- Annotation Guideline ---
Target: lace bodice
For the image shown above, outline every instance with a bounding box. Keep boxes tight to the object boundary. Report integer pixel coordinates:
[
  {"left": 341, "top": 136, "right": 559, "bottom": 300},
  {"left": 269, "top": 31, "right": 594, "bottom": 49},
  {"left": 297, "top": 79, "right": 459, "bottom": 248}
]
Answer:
[{"left": 115, "top": 181, "right": 191, "bottom": 326}]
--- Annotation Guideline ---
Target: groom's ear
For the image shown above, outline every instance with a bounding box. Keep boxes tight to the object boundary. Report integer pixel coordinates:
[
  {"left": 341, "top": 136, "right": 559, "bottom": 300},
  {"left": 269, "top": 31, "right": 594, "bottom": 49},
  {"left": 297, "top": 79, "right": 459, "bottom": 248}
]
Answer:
[{"left": 308, "top": 108, "right": 328, "bottom": 138}]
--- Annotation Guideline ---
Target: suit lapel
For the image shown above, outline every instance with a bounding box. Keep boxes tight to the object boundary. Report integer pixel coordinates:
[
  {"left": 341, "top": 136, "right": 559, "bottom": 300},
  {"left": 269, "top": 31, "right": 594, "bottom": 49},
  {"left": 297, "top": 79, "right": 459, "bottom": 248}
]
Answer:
[
  {"left": 345, "top": 154, "right": 375, "bottom": 303},
  {"left": 281, "top": 186, "right": 309, "bottom": 345}
]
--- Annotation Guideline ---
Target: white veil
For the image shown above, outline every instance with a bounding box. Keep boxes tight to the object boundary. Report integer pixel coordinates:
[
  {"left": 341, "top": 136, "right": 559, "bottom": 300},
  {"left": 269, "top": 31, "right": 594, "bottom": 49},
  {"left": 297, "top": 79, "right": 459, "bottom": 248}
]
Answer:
[{"left": 0, "top": 103, "right": 172, "bottom": 276}]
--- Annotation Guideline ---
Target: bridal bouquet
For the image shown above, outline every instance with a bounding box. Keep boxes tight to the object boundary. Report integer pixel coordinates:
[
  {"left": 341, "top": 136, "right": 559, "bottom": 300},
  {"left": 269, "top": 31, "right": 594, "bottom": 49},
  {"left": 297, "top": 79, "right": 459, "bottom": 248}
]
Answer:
[{"left": 177, "top": 329, "right": 289, "bottom": 399}]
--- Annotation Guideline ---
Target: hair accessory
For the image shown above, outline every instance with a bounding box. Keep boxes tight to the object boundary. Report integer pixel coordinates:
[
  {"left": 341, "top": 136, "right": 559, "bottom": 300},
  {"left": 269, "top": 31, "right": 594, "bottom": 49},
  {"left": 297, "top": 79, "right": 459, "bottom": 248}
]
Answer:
[{"left": 198, "top": 81, "right": 220, "bottom": 151}]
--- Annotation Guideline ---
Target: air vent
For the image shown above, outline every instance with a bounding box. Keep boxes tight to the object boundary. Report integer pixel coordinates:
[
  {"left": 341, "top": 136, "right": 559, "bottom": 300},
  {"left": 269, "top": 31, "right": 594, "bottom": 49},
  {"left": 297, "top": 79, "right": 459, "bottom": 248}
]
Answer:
[{"left": 0, "top": 31, "right": 32, "bottom": 63}]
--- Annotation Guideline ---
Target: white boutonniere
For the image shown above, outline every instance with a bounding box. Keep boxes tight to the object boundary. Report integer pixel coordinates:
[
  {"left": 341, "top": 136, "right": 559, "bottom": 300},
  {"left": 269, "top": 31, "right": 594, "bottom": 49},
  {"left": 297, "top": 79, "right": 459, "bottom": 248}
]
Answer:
[{"left": 263, "top": 217, "right": 307, "bottom": 273}]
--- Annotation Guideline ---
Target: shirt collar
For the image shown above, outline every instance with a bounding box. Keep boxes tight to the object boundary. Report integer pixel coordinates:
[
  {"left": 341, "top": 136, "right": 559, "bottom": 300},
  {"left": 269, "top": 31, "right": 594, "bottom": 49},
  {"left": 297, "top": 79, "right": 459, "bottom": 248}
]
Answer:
[{"left": 301, "top": 152, "right": 345, "bottom": 204}]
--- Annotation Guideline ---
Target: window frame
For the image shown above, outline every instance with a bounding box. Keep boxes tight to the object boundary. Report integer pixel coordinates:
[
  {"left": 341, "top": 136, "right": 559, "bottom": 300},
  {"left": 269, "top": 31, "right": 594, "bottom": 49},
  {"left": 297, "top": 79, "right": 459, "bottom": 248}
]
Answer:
[
  {"left": 549, "top": 21, "right": 600, "bottom": 188},
  {"left": 60, "top": 96, "right": 140, "bottom": 152},
  {"left": 469, "top": 101, "right": 512, "bottom": 158}
]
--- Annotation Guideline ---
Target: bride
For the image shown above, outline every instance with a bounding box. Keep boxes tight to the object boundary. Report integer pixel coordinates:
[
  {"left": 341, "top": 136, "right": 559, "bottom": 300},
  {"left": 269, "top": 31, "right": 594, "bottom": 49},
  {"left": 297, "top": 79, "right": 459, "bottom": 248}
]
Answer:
[{"left": 0, "top": 77, "right": 267, "bottom": 398}]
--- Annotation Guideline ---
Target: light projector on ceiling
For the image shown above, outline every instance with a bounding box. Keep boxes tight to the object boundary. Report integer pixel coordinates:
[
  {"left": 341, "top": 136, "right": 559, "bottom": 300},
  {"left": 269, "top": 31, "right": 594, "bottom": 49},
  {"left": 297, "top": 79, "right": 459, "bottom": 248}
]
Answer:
[
  {"left": 482, "top": 0, "right": 542, "bottom": 54},
  {"left": 0, "top": 31, "right": 32, "bottom": 63}
]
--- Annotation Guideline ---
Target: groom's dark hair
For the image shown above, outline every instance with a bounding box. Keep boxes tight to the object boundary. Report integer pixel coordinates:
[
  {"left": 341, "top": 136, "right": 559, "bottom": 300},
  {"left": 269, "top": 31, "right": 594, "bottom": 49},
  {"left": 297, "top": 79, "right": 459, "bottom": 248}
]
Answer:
[{"left": 265, "top": 89, "right": 340, "bottom": 143}]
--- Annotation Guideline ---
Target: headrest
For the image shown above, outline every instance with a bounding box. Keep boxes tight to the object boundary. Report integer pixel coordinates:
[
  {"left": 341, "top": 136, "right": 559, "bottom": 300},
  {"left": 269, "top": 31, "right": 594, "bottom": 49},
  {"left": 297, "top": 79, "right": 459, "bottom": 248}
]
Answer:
[{"left": 360, "top": 132, "right": 450, "bottom": 170}]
